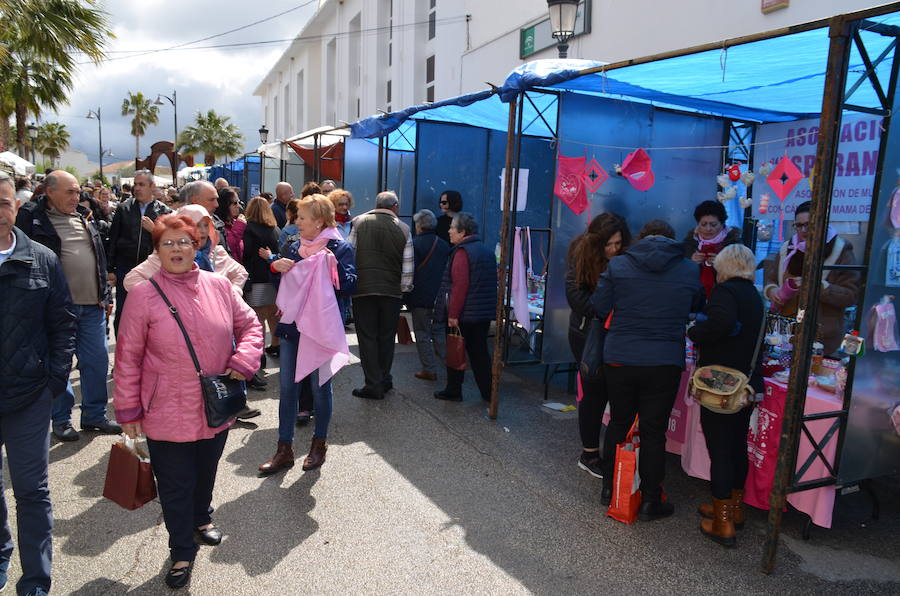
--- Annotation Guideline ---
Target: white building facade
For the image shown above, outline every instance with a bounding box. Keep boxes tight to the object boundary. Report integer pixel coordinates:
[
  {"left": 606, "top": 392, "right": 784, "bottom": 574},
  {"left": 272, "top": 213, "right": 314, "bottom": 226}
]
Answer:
[{"left": 255, "top": 0, "right": 887, "bottom": 141}]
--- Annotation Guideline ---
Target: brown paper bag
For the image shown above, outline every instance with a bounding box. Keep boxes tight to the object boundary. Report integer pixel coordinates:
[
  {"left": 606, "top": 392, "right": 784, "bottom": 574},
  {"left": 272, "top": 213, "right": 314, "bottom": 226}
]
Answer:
[
  {"left": 396, "top": 314, "right": 413, "bottom": 345},
  {"left": 102, "top": 439, "right": 157, "bottom": 510},
  {"left": 446, "top": 326, "right": 467, "bottom": 371}
]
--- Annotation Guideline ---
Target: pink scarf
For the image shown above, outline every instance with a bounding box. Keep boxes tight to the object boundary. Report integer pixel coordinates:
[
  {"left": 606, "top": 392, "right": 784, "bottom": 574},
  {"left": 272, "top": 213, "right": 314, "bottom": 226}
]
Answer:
[
  {"left": 299, "top": 226, "right": 344, "bottom": 259},
  {"left": 782, "top": 226, "right": 838, "bottom": 274},
  {"left": 695, "top": 227, "right": 728, "bottom": 251}
]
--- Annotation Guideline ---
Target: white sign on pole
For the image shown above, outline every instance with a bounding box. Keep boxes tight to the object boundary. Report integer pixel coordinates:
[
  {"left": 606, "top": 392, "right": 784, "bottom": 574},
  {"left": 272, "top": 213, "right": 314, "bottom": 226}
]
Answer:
[
  {"left": 499, "top": 168, "right": 529, "bottom": 212},
  {"left": 755, "top": 113, "right": 881, "bottom": 222}
]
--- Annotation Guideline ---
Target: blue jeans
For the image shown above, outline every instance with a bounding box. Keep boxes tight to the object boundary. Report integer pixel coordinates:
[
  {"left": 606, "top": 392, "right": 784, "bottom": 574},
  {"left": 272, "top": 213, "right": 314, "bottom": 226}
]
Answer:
[
  {"left": 278, "top": 336, "right": 333, "bottom": 442},
  {"left": 52, "top": 304, "right": 110, "bottom": 426},
  {"left": 0, "top": 389, "right": 53, "bottom": 595}
]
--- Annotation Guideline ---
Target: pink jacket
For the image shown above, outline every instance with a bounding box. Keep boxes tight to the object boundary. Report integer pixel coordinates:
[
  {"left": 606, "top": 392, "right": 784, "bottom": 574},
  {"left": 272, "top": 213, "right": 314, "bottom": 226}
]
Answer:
[
  {"left": 225, "top": 218, "right": 247, "bottom": 262},
  {"left": 122, "top": 246, "right": 249, "bottom": 295},
  {"left": 276, "top": 250, "right": 349, "bottom": 384},
  {"left": 113, "top": 266, "right": 263, "bottom": 442}
]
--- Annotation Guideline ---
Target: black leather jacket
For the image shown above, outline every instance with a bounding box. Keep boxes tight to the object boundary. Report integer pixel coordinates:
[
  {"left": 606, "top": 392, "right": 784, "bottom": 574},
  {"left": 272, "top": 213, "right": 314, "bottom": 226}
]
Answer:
[
  {"left": 106, "top": 197, "right": 171, "bottom": 272},
  {"left": 0, "top": 228, "right": 77, "bottom": 414},
  {"left": 15, "top": 195, "right": 112, "bottom": 306}
]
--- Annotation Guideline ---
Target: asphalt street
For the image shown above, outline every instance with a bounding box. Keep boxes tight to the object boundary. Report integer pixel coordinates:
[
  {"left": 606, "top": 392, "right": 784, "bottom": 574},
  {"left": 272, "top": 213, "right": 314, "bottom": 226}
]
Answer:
[{"left": 4, "top": 324, "right": 900, "bottom": 595}]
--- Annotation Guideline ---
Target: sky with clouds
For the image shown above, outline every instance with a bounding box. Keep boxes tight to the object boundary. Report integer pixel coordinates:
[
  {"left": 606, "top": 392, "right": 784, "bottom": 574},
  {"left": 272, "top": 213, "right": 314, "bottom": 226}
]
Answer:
[{"left": 50, "top": 0, "right": 317, "bottom": 168}]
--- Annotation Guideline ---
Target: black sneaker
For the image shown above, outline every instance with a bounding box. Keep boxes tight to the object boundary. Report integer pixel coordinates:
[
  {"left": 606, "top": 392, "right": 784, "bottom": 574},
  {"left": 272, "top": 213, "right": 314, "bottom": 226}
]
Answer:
[
  {"left": 577, "top": 453, "right": 603, "bottom": 479},
  {"left": 352, "top": 387, "right": 384, "bottom": 400},
  {"left": 638, "top": 500, "right": 675, "bottom": 522},
  {"left": 433, "top": 390, "right": 462, "bottom": 402},
  {"left": 601, "top": 484, "right": 612, "bottom": 507},
  {"left": 52, "top": 422, "right": 80, "bottom": 442},
  {"left": 235, "top": 406, "right": 261, "bottom": 420},
  {"left": 248, "top": 373, "right": 268, "bottom": 391},
  {"left": 82, "top": 419, "right": 122, "bottom": 434},
  {"left": 296, "top": 411, "right": 312, "bottom": 425}
]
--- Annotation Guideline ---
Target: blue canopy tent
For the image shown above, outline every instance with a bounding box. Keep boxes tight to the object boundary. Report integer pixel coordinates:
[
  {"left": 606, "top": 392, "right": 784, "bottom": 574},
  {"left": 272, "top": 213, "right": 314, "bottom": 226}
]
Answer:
[
  {"left": 348, "top": 5, "right": 900, "bottom": 569},
  {"left": 207, "top": 154, "right": 261, "bottom": 201}
]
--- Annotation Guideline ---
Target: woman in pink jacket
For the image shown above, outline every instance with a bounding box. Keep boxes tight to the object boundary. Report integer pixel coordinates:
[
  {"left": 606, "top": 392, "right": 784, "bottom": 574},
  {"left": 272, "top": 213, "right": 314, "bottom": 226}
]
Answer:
[{"left": 113, "top": 214, "right": 263, "bottom": 589}]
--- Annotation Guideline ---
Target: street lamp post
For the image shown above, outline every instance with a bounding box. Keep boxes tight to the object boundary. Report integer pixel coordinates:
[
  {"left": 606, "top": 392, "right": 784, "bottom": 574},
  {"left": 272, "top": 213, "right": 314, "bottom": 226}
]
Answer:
[
  {"left": 85, "top": 107, "right": 104, "bottom": 183},
  {"left": 258, "top": 124, "right": 269, "bottom": 194},
  {"left": 547, "top": 0, "right": 579, "bottom": 59},
  {"left": 154, "top": 90, "right": 178, "bottom": 164},
  {"left": 27, "top": 122, "right": 38, "bottom": 165}
]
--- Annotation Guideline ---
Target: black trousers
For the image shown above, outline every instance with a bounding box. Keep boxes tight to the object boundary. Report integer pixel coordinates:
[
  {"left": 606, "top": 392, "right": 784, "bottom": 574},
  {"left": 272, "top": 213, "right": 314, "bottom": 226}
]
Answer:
[
  {"left": 446, "top": 320, "right": 492, "bottom": 401},
  {"left": 569, "top": 329, "right": 608, "bottom": 452},
  {"left": 352, "top": 295, "right": 402, "bottom": 395},
  {"left": 601, "top": 365, "right": 682, "bottom": 502},
  {"left": 700, "top": 405, "right": 753, "bottom": 500},
  {"left": 147, "top": 430, "right": 228, "bottom": 562}
]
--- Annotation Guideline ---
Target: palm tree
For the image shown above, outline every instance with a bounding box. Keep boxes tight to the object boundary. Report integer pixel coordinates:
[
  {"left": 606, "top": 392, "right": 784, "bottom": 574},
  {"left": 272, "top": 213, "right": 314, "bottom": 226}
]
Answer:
[
  {"left": 35, "top": 121, "right": 70, "bottom": 166},
  {"left": 0, "top": 0, "right": 111, "bottom": 155},
  {"left": 121, "top": 91, "right": 159, "bottom": 159},
  {"left": 177, "top": 110, "right": 245, "bottom": 165}
]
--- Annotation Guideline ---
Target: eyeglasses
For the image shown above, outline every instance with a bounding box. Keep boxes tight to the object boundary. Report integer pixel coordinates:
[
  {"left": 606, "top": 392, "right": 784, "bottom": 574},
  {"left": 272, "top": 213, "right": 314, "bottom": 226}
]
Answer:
[
  {"left": 439, "top": 200, "right": 449, "bottom": 205},
  {"left": 793, "top": 222, "right": 810, "bottom": 231},
  {"left": 230, "top": 201, "right": 241, "bottom": 206},
  {"left": 160, "top": 238, "right": 195, "bottom": 249}
]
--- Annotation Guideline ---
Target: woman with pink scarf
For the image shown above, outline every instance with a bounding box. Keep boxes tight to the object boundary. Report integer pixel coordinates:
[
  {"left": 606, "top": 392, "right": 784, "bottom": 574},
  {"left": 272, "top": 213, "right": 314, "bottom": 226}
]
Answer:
[
  {"left": 258, "top": 194, "right": 356, "bottom": 476},
  {"left": 683, "top": 200, "right": 742, "bottom": 298}
]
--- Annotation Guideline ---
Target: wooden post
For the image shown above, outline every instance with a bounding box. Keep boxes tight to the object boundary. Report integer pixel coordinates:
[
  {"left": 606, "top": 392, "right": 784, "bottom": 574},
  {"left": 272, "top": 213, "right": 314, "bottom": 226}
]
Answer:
[
  {"left": 488, "top": 98, "right": 520, "bottom": 420},
  {"left": 761, "top": 15, "right": 853, "bottom": 574}
]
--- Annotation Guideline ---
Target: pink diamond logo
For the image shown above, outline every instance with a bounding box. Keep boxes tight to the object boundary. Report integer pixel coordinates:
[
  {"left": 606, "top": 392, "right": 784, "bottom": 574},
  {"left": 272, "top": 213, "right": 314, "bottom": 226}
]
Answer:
[
  {"left": 767, "top": 156, "right": 804, "bottom": 201},
  {"left": 582, "top": 158, "right": 609, "bottom": 193}
]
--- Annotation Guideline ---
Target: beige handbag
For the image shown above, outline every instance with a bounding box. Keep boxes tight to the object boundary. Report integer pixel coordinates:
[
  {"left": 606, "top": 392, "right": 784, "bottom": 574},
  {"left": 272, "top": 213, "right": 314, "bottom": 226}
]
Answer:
[{"left": 690, "top": 316, "right": 766, "bottom": 414}]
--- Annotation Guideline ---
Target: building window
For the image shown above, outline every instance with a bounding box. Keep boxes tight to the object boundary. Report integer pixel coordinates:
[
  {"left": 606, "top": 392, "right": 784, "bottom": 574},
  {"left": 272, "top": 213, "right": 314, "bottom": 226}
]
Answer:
[
  {"left": 430, "top": 0, "right": 436, "bottom": 7},
  {"left": 386, "top": 80, "right": 392, "bottom": 104},
  {"left": 428, "top": 10, "right": 436, "bottom": 39},
  {"left": 426, "top": 55, "right": 435, "bottom": 84},
  {"left": 426, "top": 86, "right": 435, "bottom": 102},
  {"left": 389, "top": 42, "right": 392, "bottom": 66}
]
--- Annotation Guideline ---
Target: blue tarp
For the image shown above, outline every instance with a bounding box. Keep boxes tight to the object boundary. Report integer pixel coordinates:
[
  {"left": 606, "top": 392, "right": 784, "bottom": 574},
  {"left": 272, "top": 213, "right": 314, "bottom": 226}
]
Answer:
[{"left": 350, "top": 11, "right": 900, "bottom": 144}]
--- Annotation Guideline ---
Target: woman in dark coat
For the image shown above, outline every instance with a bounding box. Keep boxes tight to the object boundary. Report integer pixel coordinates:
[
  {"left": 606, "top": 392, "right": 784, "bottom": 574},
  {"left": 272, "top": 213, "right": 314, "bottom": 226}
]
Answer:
[
  {"left": 565, "top": 212, "right": 631, "bottom": 478},
  {"left": 683, "top": 200, "right": 741, "bottom": 298},
  {"left": 242, "top": 197, "right": 281, "bottom": 355},
  {"left": 434, "top": 190, "right": 462, "bottom": 245},
  {"left": 687, "top": 244, "right": 764, "bottom": 547},
  {"left": 433, "top": 212, "right": 497, "bottom": 402}
]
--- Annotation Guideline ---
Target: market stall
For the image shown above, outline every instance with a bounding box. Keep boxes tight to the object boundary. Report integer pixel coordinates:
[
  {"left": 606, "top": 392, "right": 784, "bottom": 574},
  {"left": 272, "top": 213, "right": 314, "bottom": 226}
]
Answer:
[{"left": 347, "top": 2, "right": 900, "bottom": 572}]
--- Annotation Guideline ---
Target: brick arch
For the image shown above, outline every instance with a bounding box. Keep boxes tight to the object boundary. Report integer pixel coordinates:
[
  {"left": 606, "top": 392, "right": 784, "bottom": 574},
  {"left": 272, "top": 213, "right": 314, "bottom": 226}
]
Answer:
[{"left": 135, "top": 141, "right": 194, "bottom": 176}]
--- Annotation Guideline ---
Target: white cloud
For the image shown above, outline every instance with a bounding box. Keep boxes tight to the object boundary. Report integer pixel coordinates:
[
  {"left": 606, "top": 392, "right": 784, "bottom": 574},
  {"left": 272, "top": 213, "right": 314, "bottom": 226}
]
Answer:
[{"left": 48, "top": 0, "right": 315, "bottom": 166}]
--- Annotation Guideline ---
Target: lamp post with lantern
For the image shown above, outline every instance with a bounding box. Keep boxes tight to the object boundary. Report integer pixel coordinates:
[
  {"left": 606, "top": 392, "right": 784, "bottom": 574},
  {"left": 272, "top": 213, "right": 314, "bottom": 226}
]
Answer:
[
  {"left": 258, "top": 124, "right": 269, "bottom": 194},
  {"left": 27, "top": 122, "right": 38, "bottom": 165},
  {"left": 547, "top": 0, "right": 579, "bottom": 58}
]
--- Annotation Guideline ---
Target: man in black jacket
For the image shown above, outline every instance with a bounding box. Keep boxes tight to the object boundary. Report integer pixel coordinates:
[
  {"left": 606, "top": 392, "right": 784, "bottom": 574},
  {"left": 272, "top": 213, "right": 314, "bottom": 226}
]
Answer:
[
  {"left": 16, "top": 170, "right": 121, "bottom": 441},
  {"left": 107, "top": 169, "right": 170, "bottom": 334},
  {"left": 0, "top": 172, "right": 76, "bottom": 595}
]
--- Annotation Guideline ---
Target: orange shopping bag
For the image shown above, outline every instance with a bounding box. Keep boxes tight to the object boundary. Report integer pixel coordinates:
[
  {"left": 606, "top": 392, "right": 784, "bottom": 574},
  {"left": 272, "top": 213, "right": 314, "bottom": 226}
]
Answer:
[{"left": 607, "top": 416, "right": 642, "bottom": 524}]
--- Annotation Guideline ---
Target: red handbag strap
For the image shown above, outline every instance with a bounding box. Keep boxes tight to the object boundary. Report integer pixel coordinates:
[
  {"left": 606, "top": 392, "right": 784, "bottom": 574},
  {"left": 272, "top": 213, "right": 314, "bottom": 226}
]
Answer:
[{"left": 416, "top": 237, "right": 440, "bottom": 273}]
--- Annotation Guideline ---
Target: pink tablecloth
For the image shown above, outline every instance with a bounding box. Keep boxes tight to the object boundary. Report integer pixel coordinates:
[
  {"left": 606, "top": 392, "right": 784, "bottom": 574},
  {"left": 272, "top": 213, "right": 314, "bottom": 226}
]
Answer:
[{"left": 743, "top": 379, "right": 841, "bottom": 528}]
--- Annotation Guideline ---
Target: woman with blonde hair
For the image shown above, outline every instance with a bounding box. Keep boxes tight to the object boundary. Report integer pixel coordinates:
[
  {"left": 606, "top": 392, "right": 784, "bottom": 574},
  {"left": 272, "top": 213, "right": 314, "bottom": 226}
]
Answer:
[
  {"left": 687, "top": 243, "right": 764, "bottom": 547},
  {"left": 242, "top": 196, "right": 282, "bottom": 358},
  {"left": 328, "top": 189, "right": 354, "bottom": 239},
  {"left": 259, "top": 194, "right": 356, "bottom": 474}
]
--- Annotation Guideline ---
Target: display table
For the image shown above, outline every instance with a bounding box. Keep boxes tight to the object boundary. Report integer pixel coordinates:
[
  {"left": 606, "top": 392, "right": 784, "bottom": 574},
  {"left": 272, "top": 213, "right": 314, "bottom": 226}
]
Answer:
[{"left": 676, "top": 377, "right": 840, "bottom": 528}]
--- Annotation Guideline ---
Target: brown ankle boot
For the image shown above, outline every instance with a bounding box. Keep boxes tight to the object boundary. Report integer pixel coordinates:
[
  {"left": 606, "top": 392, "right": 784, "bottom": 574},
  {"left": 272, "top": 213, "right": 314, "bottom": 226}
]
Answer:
[
  {"left": 700, "top": 498, "right": 736, "bottom": 547},
  {"left": 698, "top": 490, "right": 746, "bottom": 530},
  {"left": 302, "top": 437, "right": 327, "bottom": 471},
  {"left": 258, "top": 441, "right": 295, "bottom": 476},
  {"left": 731, "top": 489, "right": 745, "bottom": 529}
]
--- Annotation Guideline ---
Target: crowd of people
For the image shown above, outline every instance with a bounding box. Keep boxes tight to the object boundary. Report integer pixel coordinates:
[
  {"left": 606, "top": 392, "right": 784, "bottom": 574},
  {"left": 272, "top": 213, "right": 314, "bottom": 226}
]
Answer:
[{"left": 0, "top": 164, "right": 859, "bottom": 592}]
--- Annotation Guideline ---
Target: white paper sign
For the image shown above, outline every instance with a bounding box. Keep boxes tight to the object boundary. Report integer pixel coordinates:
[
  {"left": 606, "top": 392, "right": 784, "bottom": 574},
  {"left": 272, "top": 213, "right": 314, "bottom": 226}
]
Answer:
[
  {"left": 499, "top": 168, "right": 529, "bottom": 212},
  {"left": 755, "top": 113, "right": 880, "bottom": 222}
]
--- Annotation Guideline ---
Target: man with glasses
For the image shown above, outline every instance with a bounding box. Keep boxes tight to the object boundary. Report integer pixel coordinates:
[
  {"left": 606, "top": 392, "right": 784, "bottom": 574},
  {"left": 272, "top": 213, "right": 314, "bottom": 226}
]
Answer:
[
  {"left": 16, "top": 170, "right": 120, "bottom": 441},
  {"left": 763, "top": 200, "right": 859, "bottom": 354}
]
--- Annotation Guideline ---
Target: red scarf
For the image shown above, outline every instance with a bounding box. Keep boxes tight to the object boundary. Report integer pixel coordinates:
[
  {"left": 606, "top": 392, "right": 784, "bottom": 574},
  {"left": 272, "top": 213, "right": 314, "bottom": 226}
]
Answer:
[{"left": 335, "top": 212, "right": 350, "bottom": 224}]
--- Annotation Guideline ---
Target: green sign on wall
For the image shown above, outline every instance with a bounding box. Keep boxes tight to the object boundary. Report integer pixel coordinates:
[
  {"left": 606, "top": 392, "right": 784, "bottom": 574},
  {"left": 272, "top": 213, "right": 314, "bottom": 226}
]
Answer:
[{"left": 519, "top": 0, "right": 591, "bottom": 59}]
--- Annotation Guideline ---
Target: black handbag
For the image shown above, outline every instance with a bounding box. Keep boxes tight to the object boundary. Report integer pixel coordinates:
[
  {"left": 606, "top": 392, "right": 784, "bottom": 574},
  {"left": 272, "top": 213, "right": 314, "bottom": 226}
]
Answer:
[
  {"left": 579, "top": 317, "right": 606, "bottom": 382},
  {"left": 148, "top": 279, "right": 247, "bottom": 427}
]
